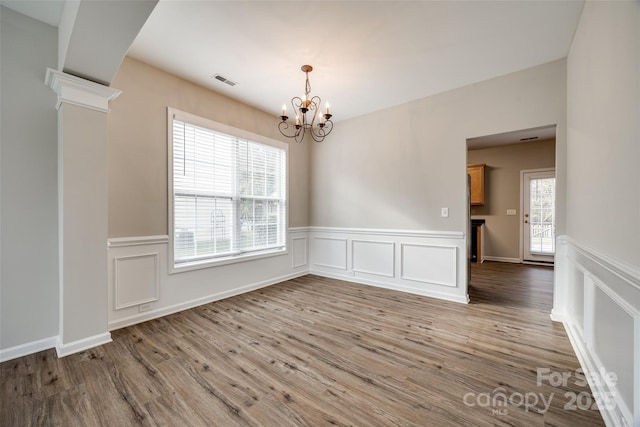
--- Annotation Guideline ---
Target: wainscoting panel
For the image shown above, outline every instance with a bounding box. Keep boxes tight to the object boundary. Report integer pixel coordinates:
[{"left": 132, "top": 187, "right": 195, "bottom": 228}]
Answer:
[
  {"left": 292, "top": 236, "right": 308, "bottom": 268},
  {"left": 352, "top": 240, "right": 395, "bottom": 278},
  {"left": 312, "top": 237, "right": 348, "bottom": 270},
  {"left": 114, "top": 253, "right": 160, "bottom": 310},
  {"left": 104, "top": 227, "right": 468, "bottom": 357},
  {"left": 309, "top": 227, "right": 468, "bottom": 304},
  {"left": 400, "top": 244, "right": 457, "bottom": 287},
  {"left": 107, "top": 230, "right": 309, "bottom": 331},
  {"left": 554, "top": 236, "right": 640, "bottom": 427}
]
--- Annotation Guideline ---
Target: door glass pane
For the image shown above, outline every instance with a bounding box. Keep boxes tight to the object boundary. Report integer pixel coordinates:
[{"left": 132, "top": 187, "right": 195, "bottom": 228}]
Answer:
[{"left": 529, "top": 177, "right": 555, "bottom": 254}]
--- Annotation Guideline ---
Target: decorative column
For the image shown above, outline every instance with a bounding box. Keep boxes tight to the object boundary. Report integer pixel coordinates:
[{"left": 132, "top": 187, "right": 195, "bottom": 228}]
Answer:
[{"left": 45, "top": 69, "right": 121, "bottom": 357}]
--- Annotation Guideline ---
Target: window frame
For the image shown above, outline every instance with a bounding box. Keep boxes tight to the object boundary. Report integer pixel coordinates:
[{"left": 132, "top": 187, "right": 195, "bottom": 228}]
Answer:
[{"left": 167, "top": 107, "right": 289, "bottom": 274}]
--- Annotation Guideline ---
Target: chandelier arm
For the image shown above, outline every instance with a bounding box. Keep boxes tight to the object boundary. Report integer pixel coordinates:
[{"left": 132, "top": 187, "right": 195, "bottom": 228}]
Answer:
[
  {"left": 310, "top": 131, "right": 325, "bottom": 143},
  {"left": 278, "top": 120, "right": 295, "bottom": 138},
  {"left": 278, "top": 119, "right": 305, "bottom": 142},
  {"left": 291, "top": 96, "right": 303, "bottom": 125},
  {"left": 310, "top": 121, "right": 328, "bottom": 142},
  {"left": 309, "top": 95, "right": 321, "bottom": 109},
  {"left": 309, "top": 95, "right": 321, "bottom": 125},
  {"left": 291, "top": 96, "right": 302, "bottom": 110},
  {"left": 320, "top": 119, "right": 333, "bottom": 136},
  {"left": 295, "top": 126, "right": 305, "bottom": 143}
]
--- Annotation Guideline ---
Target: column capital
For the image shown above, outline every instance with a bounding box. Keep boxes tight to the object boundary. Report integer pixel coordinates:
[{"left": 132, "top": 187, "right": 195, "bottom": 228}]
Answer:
[{"left": 45, "top": 68, "right": 121, "bottom": 113}]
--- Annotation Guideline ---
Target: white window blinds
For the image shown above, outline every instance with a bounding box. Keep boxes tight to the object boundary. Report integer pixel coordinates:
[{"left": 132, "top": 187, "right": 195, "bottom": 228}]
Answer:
[{"left": 171, "top": 115, "right": 286, "bottom": 265}]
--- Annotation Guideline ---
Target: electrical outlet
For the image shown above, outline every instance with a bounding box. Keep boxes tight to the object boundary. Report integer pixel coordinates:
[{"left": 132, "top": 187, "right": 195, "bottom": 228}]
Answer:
[
  {"left": 441, "top": 207, "right": 449, "bottom": 218},
  {"left": 506, "top": 209, "right": 517, "bottom": 216},
  {"left": 139, "top": 302, "right": 153, "bottom": 312}
]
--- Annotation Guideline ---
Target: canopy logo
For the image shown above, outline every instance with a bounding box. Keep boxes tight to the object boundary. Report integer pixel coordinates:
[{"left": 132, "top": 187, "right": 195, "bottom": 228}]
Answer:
[{"left": 462, "top": 367, "right": 618, "bottom": 417}]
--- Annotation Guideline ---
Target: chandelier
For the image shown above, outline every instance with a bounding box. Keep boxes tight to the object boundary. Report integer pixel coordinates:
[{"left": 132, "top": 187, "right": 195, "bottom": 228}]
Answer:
[{"left": 278, "top": 65, "right": 333, "bottom": 143}]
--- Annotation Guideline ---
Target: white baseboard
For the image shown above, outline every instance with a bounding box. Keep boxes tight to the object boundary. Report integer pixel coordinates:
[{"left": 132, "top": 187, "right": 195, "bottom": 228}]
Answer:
[
  {"left": 108, "top": 271, "right": 308, "bottom": 331},
  {"left": 0, "top": 336, "right": 58, "bottom": 363},
  {"left": 562, "top": 320, "right": 630, "bottom": 427},
  {"left": 56, "top": 332, "right": 112, "bottom": 358},
  {"left": 310, "top": 270, "right": 469, "bottom": 304},
  {"left": 549, "top": 309, "right": 566, "bottom": 323},
  {"left": 522, "top": 260, "right": 554, "bottom": 266},
  {"left": 482, "top": 256, "right": 521, "bottom": 264}
]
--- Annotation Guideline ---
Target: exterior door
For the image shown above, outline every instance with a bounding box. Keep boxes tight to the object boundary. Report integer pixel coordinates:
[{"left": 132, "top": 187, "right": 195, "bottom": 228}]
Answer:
[{"left": 522, "top": 169, "right": 555, "bottom": 263}]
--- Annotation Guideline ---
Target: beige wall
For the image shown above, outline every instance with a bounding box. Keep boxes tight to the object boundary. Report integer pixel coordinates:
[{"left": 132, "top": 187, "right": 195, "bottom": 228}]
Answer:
[
  {"left": 310, "top": 59, "right": 567, "bottom": 238},
  {"left": 467, "top": 139, "right": 556, "bottom": 260},
  {"left": 108, "top": 57, "right": 310, "bottom": 238},
  {"left": 567, "top": 1, "right": 639, "bottom": 268}
]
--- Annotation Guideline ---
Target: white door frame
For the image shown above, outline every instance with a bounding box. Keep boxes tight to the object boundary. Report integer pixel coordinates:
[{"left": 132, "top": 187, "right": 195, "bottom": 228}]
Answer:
[{"left": 519, "top": 167, "right": 556, "bottom": 264}]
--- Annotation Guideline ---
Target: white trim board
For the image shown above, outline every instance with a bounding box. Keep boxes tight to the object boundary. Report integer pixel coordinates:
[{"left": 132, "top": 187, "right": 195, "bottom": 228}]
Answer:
[
  {"left": 310, "top": 269, "right": 470, "bottom": 304},
  {"left": 310, "top": 226, "right": 464, "bottom": 239},
  {"left": 56, "top": 332, "right": 112, "bottom": 358},
  {"left": 482, "top": 256, "right": 521, "bottom": 264},
  {"left": 0, "top": 336, "right": 58, "bottom": 363},
  {"left": 108, "top": 235, "right": 169, "bottom": 248}
]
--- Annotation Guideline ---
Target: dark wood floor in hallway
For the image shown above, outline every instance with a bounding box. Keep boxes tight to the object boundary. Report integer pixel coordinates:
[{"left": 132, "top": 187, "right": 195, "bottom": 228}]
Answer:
[{"left": 1, "top": 262, "right": 604, "bottom": 426}]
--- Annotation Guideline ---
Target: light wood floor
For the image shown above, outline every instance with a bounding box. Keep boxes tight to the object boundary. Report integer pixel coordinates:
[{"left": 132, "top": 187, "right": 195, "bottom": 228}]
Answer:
[{"left": 1, "top": 262, "right": 604, "bottom": 426}]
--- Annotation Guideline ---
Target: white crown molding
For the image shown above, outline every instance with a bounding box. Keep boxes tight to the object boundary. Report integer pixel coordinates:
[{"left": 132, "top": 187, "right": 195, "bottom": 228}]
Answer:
[{"left": 45, "top": 68, "right": 122, "bottom": 112}]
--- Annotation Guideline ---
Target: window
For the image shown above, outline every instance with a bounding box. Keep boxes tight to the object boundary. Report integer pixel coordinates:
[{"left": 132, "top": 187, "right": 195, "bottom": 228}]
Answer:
[{"left": 168, "top": 109, "right": 287, "bottom": 271}]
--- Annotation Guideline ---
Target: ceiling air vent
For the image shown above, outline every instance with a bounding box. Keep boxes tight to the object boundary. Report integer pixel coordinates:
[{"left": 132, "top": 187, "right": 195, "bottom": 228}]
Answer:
[
  {"left": 519, "top": 136, "right": 539, "bottom": 141},
  {"left": 213, "top": 74, "right": 237, "bottom": 87}
]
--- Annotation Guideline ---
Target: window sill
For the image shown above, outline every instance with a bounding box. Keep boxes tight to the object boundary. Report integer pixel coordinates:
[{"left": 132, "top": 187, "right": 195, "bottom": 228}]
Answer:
[{"left": 169, "top": 247, "right": 288, "bottom": 274}]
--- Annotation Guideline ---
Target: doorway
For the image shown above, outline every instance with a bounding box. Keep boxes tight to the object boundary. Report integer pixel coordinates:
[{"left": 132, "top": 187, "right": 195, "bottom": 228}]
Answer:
[
  {"left": 521, "top": 169, "right": 556, "bottom": 263},
  {"left": 466, "top": 124, "right": 557, "bottom": 287}
]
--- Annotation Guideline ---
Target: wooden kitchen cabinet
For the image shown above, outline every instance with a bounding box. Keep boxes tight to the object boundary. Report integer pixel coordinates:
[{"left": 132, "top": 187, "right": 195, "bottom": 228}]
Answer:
[{"left": 467, "top": 163, "right": 485, "bottom": 206}]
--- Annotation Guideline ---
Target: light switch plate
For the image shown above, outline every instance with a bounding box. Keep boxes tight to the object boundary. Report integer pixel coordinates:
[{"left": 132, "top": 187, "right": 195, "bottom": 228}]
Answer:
[
  {"left": 441, "top": 207, "right": 449, "bottom": 218},
  {"left": 507, "top": 209, "right": 517, "bottom": 216}
]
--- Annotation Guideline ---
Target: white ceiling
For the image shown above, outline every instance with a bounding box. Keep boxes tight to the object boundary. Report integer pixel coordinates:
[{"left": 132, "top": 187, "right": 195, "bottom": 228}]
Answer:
[
  {"left": 3, "top": 0, "right": 585, "bottom": 124},
  {"left": 127, "top": 0, "right": 584, "bottom": 122},
  {"left": 467, "top": 125, "right": 557, "bottom": 150}
]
